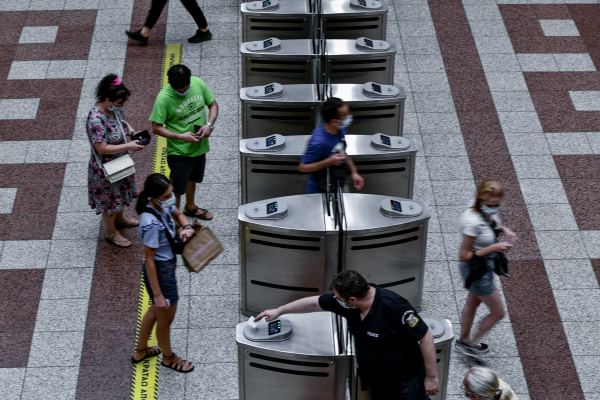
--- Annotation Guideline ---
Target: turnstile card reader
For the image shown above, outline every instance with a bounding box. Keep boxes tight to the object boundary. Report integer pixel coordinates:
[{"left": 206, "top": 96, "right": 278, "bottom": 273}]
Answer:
[
  {"left": 330, "top": 83, "right": 406, "bottom": 136},
  {"left": 243, "top": 316, "right": 293, "bottom": 342},
  {"left": 322, "top": 0, "right": 388, "bottom": 40},
  {"left": 246, "top": 0, "right": 280, "bottom": 11},
  {"left": 241, "top": 39, "right": 317, "bottom": 87},
  {"left": 326, "top": 40, "right": 395, "bottom": 85},
  {"left": 363, "top": 81, "right": 401, "bottom": 98},
  {"left": 241, "top": 84, "right": 319, "bottom": 139},
  {"left": 244, "top": 199, "right": 289, "bottom": 220},
  {"left": 370, "top": 133, "right": 411, "bottom": 151},
  {"left": 349, "top": 0, "right": 382, "bottom": 10},
  {"left": 245, "top": 83, "right": 284, "bottom": 99},
  {"left": 242, "top": 0, "right": 313, "bottom": 42},
  {"left": 245, "top": 133, "right": 286, "bottom": 152},
  {"left": 380, "top": 198, "right": 423, "bottom": 218}
]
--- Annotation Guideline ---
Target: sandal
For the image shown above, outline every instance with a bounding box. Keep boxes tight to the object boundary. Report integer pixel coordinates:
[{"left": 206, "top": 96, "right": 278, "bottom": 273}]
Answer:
[
  {"left": 105, "top": 231, "right": 132, "bottom": 248},
  {"left": 132, "top": 346, "right": 162, "bottom": 364},
  {"left": 116, "top": 217, "right": 139, "bottom": 228},
  {"left": 161, "top": 353, "right": 195, "bottom": 373},
  {"left": 183, "top": 206, "right": 213, "bottom": 220}
]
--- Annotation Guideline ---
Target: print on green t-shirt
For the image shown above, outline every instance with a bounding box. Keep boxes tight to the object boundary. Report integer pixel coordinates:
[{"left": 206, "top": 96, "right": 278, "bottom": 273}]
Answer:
[{"left": 149, "top": 76, "right": 216, "bottom": 157}]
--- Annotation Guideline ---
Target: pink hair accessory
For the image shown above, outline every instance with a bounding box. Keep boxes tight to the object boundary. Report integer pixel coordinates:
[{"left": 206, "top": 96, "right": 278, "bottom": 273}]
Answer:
[{"left": 110, "top": 77, "right": 122, "bottom": 86}]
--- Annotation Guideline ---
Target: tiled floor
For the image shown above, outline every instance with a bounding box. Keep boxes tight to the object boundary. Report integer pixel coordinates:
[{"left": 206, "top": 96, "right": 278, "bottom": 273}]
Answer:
[{"left": 2, "top": 0, "right": 600, "bottom": 399}]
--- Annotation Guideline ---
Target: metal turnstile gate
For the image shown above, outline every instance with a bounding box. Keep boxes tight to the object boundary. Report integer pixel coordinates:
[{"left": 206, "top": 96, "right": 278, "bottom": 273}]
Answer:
[
  {"left": 321, "top": 0, "right": 388, "bottom": 40},
  {"left": 325, "top": 39, "right": 396, "bottom": 85},
  {"left": 242, "top": 0, "right": 314, "bottom": 42},
  {"left": 240, "top": 134, "right": 417, "bottom": 203}
]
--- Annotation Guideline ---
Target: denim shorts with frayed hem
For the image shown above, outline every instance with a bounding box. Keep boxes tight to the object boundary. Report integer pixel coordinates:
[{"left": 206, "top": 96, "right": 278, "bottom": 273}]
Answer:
[
  {"left": 460, "top": 255, "right": 496, "bottom": 297},
  {"left": 143, "top": 258, "right": 179, "bottom": 305}
]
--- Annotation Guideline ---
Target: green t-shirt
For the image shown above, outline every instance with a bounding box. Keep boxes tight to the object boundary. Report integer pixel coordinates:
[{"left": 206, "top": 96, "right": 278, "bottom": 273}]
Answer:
[{"left": 149, "top": 76, "right": 215, "bottom": 157}]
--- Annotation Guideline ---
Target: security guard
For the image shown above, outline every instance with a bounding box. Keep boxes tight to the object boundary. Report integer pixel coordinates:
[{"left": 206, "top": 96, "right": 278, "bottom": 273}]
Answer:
[{"left": 255, "top": 270, "right": 439, "bottom": 399}]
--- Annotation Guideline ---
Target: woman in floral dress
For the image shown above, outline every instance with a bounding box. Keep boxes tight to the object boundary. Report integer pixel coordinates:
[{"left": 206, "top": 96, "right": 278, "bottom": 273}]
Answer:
[{"left": 87, "top": 74, "right": 145, "bottom": 248}]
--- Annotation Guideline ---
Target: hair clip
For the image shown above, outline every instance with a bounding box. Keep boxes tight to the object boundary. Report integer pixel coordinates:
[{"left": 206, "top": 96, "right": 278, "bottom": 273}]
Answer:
[{"left": 110, "top": 77, "right": 122, "bottom": 86}]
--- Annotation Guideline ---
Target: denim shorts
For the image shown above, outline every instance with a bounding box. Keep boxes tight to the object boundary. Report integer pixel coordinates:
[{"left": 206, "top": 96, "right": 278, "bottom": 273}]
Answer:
[
  {"left": 460, "top": 254, "right": 496, "bottom": 297},
  {"left": 142, "top": 258, "right": 179, "bottom": 305}
]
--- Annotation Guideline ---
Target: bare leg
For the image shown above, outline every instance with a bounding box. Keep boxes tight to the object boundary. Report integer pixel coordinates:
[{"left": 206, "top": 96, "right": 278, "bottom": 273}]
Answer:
[
  {"left": 141, "top": 26, "right": 151, "bottom": 37},
  {"left": 470, "top": 291, "right": 505, "bottom": 344},
  {"left": 185, "top": 181, "right": 196, "bottom": 211},
  {"left": 459, "top": 292, "right": 482, "bottom": 345},
  {"left": 102, "top": 212, "right": 130, "bottom": 244},
  {"left": 155, "top": 304, "right": 178, "bottom": 357},
  {"left": 132, "top": 306, "right": 158, "bottom": 361}
]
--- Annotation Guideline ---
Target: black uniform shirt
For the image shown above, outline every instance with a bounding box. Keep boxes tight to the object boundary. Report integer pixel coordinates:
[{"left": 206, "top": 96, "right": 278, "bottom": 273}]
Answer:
[{"left": 319, "top": 285, "right": 429, "bottom": 389}]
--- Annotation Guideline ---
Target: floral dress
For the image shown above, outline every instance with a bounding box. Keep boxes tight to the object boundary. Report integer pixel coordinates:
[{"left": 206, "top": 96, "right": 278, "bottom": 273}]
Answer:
[{"left": 87, "top": 106, "right": 137, "bottom": 215}]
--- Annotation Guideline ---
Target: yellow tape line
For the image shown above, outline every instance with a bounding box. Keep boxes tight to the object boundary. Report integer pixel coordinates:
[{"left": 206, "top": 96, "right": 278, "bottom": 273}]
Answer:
[{"left": 130, "top": 43, "right": 182, "bottom": 400}]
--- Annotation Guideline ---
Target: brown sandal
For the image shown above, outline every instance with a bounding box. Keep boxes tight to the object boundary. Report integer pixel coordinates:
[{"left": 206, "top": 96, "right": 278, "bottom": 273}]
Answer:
[
  {"left": 105, "top": 231, "right": 132, "bottom": 248},
  {"left": 161, "top": 353, "right": 195, "bottom": 373},
  {"left": 116, "top": 217, "right": 139, "bottom": 228},
  {"left": 183, "top": 206, "right": 213, "bottom": 220},
  {"left": 132, "top": 346, "right": 162, "bottom": 364}
]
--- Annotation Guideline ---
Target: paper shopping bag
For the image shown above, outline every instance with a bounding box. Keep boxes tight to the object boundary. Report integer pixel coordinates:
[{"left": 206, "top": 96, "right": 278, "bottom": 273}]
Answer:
[{"left": 182, "top": 223, "right": 224, "bottom": 273}]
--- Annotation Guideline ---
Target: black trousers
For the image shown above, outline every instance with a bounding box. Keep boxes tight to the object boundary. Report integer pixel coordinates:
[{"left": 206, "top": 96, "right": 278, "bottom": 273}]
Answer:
[{"left": 144, "top": 0, "right": 208, "bottom": 30}]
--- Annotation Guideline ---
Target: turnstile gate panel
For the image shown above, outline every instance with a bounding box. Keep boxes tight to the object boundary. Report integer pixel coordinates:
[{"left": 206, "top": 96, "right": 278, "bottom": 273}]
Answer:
[
  {"left": 239, "top": 194, "right": 338, "bottom": 316},
  {"left": 325, "top": 39, "right": 395, "bottom": 85},
  {"left": 237, "top": 312, "right": 350, "bottom": 400},
  {"left": 330, "top": 83, "right": 405, "bottom": 136},
  {"left": 321, "top": 0, "right": 387, "bottom": 40},
  {"left": 241, "top": 39, "right": 317, "bottom": 87},
  {"left": 241, "top": 84, "right": 320, "bottom": 139},
  {"left": 242, "top": 0, "right": 314, "bottom": 42},
  {"left": 341, "top": 193, "right": 429, "bottom": 311},
  {"left": 240, "top": 135, "right": 417, "bottom": 204}
]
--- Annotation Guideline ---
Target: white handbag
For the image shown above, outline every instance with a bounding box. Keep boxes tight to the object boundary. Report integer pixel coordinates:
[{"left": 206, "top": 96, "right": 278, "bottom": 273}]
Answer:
[{"left": 88, "top": 111, "right": 136, "bottom": 184}]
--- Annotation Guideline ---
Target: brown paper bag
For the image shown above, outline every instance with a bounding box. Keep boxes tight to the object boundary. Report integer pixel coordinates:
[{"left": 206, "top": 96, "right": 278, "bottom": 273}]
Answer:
[{"left": 182, "top": 223, "right": 224, "bottom": 273}]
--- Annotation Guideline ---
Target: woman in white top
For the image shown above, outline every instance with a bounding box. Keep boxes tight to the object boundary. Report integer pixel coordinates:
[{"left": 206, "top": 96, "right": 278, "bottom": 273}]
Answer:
[
  {"left": 456, "top": 180, "right": 516, "bottom": 357},
  {"left": 462, "top": 367, "right": 519, "bottom": 400}
]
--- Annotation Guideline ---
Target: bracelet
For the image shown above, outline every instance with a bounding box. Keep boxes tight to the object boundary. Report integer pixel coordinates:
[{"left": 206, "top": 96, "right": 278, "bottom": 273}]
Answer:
[{"left": 183, "top": 224, "right": 192, "bottom": 229}]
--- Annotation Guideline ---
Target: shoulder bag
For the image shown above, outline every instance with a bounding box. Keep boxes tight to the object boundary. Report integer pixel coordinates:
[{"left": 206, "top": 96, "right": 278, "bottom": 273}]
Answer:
[
  {"left": 144, "top": 208, "right": 186, "bottom": 254},
  {"left": 87, "top": 111, "right": 135, "bottom": 184},
  {"left": 481, "top": 215, "right": 511, "bottom": 278}
]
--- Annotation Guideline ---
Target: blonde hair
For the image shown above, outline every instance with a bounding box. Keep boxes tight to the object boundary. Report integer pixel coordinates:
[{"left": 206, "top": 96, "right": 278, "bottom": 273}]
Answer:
[
  {"left": 473, "top": 180, "right": 504, "bottom": 213},
  {"left": 465, "top": 367, "right": 514, "bottom": 400}
]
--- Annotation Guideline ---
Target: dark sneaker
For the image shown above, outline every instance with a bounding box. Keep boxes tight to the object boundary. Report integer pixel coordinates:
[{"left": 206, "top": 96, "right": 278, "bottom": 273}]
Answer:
[
  {"left": 455, "top": 341, "right": 490, "bottom": 357},
  {"left": 188, "top": 29, "right": 212, "bottom": 43},
  {"left": 126, "top": 30, "right": 148, "bottom": 45}
]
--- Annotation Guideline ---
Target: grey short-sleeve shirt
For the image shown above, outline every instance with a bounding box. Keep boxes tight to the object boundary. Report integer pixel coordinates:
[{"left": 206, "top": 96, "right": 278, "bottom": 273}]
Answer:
[{"left": 460, "top": 208, "right": 501, "bottom": 251}]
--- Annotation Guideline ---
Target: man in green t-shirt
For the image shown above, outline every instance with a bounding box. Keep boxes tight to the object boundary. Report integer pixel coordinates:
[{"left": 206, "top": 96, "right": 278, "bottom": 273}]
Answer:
[{"left": 150, "top": 64, "right": 218, "bottom": 220}]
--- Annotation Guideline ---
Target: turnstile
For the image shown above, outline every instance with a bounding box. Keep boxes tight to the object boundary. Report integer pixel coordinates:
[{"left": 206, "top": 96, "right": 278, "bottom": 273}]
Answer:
[
  {"left": 341, "top": 193, "right": 428, "bottom": 311},
  {"left": 331, "top": 83, "right": 406, "bottom": 136},
  {"left": 242, "top": 0, "right": 314, "bottom": 42},
  {"left": 240, "top": 134, "right": 417, "bottom": 203},
  {"left": 321, "top": 0, "right": 388, "bottom": 40},
  {"left": 326, "top": 39, "right": 396, "bottom": 85},
  {"left": 241, "top": 84, "right": 320, "bottom": 139},
  {"left": 237, "top": 313, "right": 452, "bottom": 400},
  {"left": 239, "top": 193, "right": 429, "bottom": 315},
  {"left": 241, "top": 39, "right": 318, "bottom": 87}
]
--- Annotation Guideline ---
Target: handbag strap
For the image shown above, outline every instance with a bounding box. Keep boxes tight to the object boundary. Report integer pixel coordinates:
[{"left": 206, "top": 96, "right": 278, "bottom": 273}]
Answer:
[
  {"left": 480, "top": 213, "right": 500, "bottom": 239},
  {"left": 144, "top": 207, "right": 177, "bottom": 249},
  {"left": 86, "top": 108, "right": 129, "bottom": 170}
]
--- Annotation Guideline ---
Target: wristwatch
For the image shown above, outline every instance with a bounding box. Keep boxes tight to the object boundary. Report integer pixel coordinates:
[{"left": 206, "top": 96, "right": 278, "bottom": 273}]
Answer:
[{"left": 207, "top": 122, "right": 214, "bottom": 131}]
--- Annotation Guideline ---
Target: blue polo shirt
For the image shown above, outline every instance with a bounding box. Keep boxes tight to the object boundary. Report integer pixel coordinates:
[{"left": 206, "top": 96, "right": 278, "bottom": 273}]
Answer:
[{"left": 301, "top": 123, "right": 347, "bottom": 194}]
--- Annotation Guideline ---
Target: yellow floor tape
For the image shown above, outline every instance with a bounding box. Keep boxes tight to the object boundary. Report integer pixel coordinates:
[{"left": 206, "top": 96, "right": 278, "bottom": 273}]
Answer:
[{"left": 130, "top": 43, "right": 182, "bottom": 400}]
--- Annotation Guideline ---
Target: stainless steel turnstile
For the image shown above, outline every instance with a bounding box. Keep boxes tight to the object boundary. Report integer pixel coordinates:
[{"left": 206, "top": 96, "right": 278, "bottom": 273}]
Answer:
[
  {"left": 240, "top": 134, "right": 417, "bottom": 203},
  {"left": 242, "top": 0, "right": 314, "bottom": 42},
  {"left": 326, "top": 39, "right": 395, "bottom": 85},
  {"left": 239, "top": 193, "right": 429, "bottom": 315},
  {"left": 330, "top": 83, "right": 406, "bottom": 136},
  {"left": 241, "top": 39, "right": 318, "bottom": 87},
  {"left": 321, "top": 0, "right": 388, "bottom": 40},
  {"left": 241, "top": 84, "right": 320, "bottom": 139},
  {"left": 342, "top": 193, "right": 428, "bottom": 310}
]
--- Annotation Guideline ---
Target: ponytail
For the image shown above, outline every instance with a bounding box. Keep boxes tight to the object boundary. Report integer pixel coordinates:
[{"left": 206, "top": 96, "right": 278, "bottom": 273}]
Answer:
[{"left": 135, "top": 173, "right": 171, "bottom": 215}]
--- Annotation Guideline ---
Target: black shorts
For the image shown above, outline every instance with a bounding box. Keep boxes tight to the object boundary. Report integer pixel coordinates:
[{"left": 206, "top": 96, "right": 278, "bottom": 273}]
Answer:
[
  {"left": 369, "top": 372, "right": 430, "bottom": 400},
  {"left": 167, "top": 154, "right": 206, "bottom": 195}
]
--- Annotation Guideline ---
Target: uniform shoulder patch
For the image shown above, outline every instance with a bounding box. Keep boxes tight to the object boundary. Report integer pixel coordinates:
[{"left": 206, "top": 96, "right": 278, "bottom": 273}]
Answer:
[{"left": 402, "top": 310, "right": 419, "bottom": 328}]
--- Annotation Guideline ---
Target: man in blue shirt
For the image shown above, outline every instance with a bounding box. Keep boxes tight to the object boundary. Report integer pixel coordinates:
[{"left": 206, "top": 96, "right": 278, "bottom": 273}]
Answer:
[{"left": 299, "top": 97, "right": 364, "bottom": 193}]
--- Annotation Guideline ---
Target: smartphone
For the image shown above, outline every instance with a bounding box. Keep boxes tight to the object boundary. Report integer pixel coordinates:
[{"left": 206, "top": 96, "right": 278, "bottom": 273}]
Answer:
[
  {"left": 194, "top": 125, "right": 202, "bottom": 138},
  {"left": 131, "top": 129, "right": 151, "bottom": 146}
]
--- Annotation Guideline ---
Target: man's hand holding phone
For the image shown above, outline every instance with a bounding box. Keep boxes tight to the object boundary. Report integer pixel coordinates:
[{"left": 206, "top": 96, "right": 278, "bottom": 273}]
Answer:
[{"left": 194, "top": 124, "right": 212, "bottom": 139}]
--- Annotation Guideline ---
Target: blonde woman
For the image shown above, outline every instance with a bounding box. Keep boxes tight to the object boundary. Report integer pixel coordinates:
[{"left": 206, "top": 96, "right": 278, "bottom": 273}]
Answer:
[
  {"left": 455, "top": 180, "right": 516, "bottom": 357},
  {"left": 462, "top": 367, "right": 518, "bottom": 399}
]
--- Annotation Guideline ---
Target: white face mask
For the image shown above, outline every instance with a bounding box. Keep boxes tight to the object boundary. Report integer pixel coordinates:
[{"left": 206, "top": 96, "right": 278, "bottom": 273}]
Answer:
[
  {"left": 154, "top": 193, "right": 176, "bottom": 209},
  {"left": 339, "top": 114, "right": 353, "bottom": 128},
  {"left": 481, "top": 204, "right": 501, "bottom": 216}
]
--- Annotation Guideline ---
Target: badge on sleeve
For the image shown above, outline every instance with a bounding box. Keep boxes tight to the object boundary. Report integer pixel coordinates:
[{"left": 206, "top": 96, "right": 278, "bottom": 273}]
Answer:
[{"left": 402, "top": 310, "right": 419, "bottom": 328}]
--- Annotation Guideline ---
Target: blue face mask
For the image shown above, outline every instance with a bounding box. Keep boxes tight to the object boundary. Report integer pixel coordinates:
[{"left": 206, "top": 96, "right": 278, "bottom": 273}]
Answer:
[
  {"left": 108, "top": 101, "right": 122, "bottom": 112},
  {"left": 155, "top": 194, "right": 176, "bottom": 209},
  {"left": 174, "top": 87, "right": 190, "bottom": 97},
  {"left": 339, "top": 114, "right": 353, "bottom": 128},
  {"left": 481, "top": 204, "right": 501, "bottom": 216},
  {"left": 335, "top": 297, "right": 357, "bottom": 310}
]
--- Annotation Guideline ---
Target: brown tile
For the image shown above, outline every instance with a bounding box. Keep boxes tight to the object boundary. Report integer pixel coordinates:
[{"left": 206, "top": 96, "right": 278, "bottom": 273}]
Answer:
[
  {"left": 520, "top": 357, "right": 584, "bottom": 395},
  {"left": 511, "top": 36, "right": 551, "bottom": 53},
  {"left": 7, "top": 212, "right": 57, "bottom": 240},
  {"left": 462, "top": 132, "right": 510, "bottom": 160},
  {"left": 0, "top": 120, "right": 36, "bottom": 141},
  {"left": 0, "top": 44, "right": 16, "bottom": 63},
  {"left": 0, "top": 269, "right": 45, "bottom": 332},
  {"left": 55, "top": 26, "right": 94, "bottom": 43},
  {"left": 80, "top": 329, "right": 137, "bottom": 366},
  {"left": 554, "top": 155, "right": 600, "bottom": 179},
  {"left": 530, "top": 90, "right": 575, "bottom": 112},
  {"left": 125, "top": 43, "right": 166, "bottom": 60},
  {"left": 33, "top": 118, "right": 74, "bottom": 140},
  {"left": 12, "top": 186, "right": 62, "bottom": 213},
  {"left": 524, "top": 72, "right": 566, "bottom": 91},
  {"left": 561, "top": 179, "right": 600, "bottom": 202},
  {"left": 503, "top": 287, "right": 558, "bottom": 321},
  {"left": 13, "top": 43, "right": 54, "bottom": 61},
  {"left": 578, "top": 111, "right": 600, "bottom": 132},
  {"left": 468, "top": 154, "right": 517, "bottom": 181},
  {"left": 60, "top": 10, "right": 98, "bottom": 26},
  {"left": 442, "top": 54, "right": 483, "bottom": 73},
  {"left": 19, "top": 163, "right": 66, "bottom": 187},
  {"left": 537, "top": 110, "right": 583, "bottom": 133},
  {"left": 433, "top": 21, "right": 474, "bottom": 39},
  {"left": 568, "top": 201, "right": 600, "bottom": 230},
  {"left": 498, "top": 203, "right": 534, "bottom": 232},
  {"left": 0, "top": 25, "right": 22, "bottom": 45},
  {"left": 51, "top": 42, "right": 90, "bottom": 60},
  {"left": 43, "top": 79, "right": 84, "bottom": 98},
  {"left": 0, "top": 215, "right": 8, "bottom": 240},
  {"left": 458, "top": 111, "right": 502, "bottom": 134},
  {"left": 36, "top": 97, "right": 79, "bottom": 119},
  {"left": 535, "top": 4, "right": 572, "bottom": 19},
  {"left": 548, "top": 37, "right": 587, "bottom": 53},
  {"left": 511, "top": 322, "right": 571, "bottom": 357},
  {"left": 590, "top": 259, "right": 600, "bottom": 285},
  {"left": 500, "top": 260, "right": 550, "bottom": 292},
  {"left": 504, "top": 231, "right": 541, "bottom": 261},
  {"left": 0, "top": 11, "right": 27, "bottom": 27},
  {"left": 0, "top": 62, "right": 11, "bottom": 81},
  {"left": 0, "top": 79, "right": 45, "bottom": 99},
  {"left": 562, "top": 72, "right": 600, "bottom": 91},
  {"left": 0, "top": 165, "right": 23, "bottom": 186},
  {"left": 451, "top": 91, "right": 496, "bottom": 113},
  {"left": 75, "top": 364, "right": 133, "bottom": 400},
  {"left": 436, "top": 35, "right": 479, "bottom": 56},
  {"left": 570, "top": 5, "right": 600, "bottom": 37},
  {"left": 0, "top": 331, "right": 33, "bottom": 368},
  {"left": 25, "top": 10, "right": 62, "bottom": 25}
]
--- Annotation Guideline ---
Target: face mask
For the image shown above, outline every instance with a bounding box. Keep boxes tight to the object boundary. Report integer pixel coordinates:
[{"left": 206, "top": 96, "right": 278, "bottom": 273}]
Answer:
[
  {"left": 108, "top": 102, "right": 122, "bottom": 112},
  {"left": 174, "top": 87, "right": 190, "bottom": 97},
  {"left": 481, "top": 204, "right": 501, "bottom": 216},
  {"left": 339, "top": 114, "right": 353, "bottom": 128},
  {"left": 154, "top": 194, "right": 176, "bottom": 209},
  {"left": 336, "top": 298, "right": 357, "bottom": 310}
]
